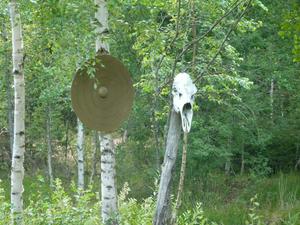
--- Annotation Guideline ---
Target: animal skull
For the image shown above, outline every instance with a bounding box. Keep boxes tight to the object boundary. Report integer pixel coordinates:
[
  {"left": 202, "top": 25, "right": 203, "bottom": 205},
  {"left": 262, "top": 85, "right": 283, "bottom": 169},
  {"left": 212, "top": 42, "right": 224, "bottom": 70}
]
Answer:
[{"left": 172, "top": 73, "right": 197, "bottom": 133}]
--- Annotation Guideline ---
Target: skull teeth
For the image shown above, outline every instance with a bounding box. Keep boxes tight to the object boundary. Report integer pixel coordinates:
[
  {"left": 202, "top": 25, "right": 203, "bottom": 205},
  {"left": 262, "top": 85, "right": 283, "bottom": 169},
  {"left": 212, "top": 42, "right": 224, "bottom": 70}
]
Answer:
[{"left": 180, "top": 108, "right": 192, "bottom": 133}]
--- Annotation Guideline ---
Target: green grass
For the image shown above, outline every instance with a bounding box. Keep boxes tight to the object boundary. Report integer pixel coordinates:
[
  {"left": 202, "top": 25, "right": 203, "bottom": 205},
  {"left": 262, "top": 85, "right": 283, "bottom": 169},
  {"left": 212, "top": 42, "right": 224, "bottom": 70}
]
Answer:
[
  {"left": 182, "top": 172, "right": 300, "bottom": 224},
  {"left": 1, "top": 171, "right": 300, "bottom": 224}
]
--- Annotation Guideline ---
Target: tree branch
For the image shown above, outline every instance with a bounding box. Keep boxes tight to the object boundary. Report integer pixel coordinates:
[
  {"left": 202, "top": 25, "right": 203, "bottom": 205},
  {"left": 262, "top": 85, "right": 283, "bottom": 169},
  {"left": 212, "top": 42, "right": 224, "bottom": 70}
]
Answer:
[
  {"left": 158, "top": 0, "right": 246, "bottom": 92},
  {"left": 177, "top": 0, "right": 244, "bottom": 60},
  {"left": 194, "top": 0, "right": 252, "bottom": 82},
  {"left": 153, "top": 0, "right": 181, "bottom": 80}
]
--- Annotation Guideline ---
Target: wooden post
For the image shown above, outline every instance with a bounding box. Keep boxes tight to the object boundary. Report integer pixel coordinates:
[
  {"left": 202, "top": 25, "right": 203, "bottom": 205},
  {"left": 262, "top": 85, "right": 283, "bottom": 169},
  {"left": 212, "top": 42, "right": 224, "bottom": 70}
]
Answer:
[{"left": 153, "top": 109, "right": 181, "bottom": 225}]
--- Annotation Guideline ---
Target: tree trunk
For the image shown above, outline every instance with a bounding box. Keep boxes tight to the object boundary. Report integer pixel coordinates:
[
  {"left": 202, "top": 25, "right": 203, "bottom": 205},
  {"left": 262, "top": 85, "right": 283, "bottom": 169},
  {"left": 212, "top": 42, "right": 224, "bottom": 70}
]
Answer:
[
  {"left": 77, "top": 118, "right": 85, "bottom": 189},
  {"left": 64, "top": 120, "right": 71, "bottom": 178},
  {"left": 46, "top": 106, "right": 53, "bottom": 186},
  {"left": 6, "top": 62, "right": 14, "bottom": 158},
  {"left": 240, "top": 140, "right": 245, "bottom": 175},
  {"left": 65, "top": 120, "right": 69, "bottom": 159},
  {"left": 225, "top": 135, "right": 232, "bottom": 175},
  {"left": 191, "top": 0, "right": 197, "bottom": 75},
  {"left": 95, "top": 0, "right": 118, "bottom": 223},
  {"left": 153, "top": 109, "right": 181, "bottom": 225},
  {"left": 270, "top": 78, "right": 274, "bottom": 122},
  {"left": 10, "top": 1, "right": 25, "bottom": 224},
  {"left": 95, "top": 0, "right": 109, "bottom": 54},
  {"left": 1, "top": 22, "right": 14, "bottom": 158},
  {"left": 225, "top": 159, "right": 231, "bottom": 175},
  {"left": 100, "top": 134, "right": 118, "bottom": 223},
  {"left": 172, "top": 132, "right": 188, "bottom": 224},
  {"left": 295, "top": 143, "right": 300, "bottom": 170},
  {"left": 89, "top": 131, "right": 99, "bottom": 185}
]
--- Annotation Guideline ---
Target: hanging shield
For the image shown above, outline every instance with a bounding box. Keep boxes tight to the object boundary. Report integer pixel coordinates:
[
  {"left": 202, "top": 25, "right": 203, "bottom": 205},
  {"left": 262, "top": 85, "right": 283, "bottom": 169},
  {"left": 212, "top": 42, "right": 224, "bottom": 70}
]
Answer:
[{"left": 71, "top": 54, "right": 134, "bottom": 132}]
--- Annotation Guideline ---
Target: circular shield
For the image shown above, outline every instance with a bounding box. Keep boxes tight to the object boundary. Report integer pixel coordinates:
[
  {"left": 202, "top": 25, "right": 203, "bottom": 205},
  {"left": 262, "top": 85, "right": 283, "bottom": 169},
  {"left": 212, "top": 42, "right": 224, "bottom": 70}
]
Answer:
[{"left": 71, "top": 54, "right": 134, "bottom": 132}]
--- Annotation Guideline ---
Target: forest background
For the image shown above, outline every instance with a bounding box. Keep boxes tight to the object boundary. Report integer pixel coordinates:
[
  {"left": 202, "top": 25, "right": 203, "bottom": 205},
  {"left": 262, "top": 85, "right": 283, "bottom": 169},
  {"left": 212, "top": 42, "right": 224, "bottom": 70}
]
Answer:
[{"left": 0, "top": 0, "right": 300, "bottom": 224}]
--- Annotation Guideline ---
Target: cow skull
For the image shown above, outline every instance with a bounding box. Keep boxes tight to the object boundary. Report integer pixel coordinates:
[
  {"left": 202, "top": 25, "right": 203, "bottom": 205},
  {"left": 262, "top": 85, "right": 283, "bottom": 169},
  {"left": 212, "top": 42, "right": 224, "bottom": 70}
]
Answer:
[{"left": 172, "top": 73, "right": 197, "bottom": 133}]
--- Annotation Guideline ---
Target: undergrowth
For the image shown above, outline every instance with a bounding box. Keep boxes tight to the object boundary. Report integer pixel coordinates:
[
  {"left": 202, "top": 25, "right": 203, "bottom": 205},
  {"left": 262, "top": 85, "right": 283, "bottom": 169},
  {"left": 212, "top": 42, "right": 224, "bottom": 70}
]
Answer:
[
  {"left": 0, "top": 178, "right": 263, "bottom": 225},
  {"left": 0, "top": 172, "right": 300, "bottom": 224}
]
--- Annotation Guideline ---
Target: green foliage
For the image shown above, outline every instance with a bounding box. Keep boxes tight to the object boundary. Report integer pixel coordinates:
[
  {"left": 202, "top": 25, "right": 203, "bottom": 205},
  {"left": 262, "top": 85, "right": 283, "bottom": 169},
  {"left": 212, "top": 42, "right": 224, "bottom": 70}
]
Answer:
[
  {"left": 1, "top": 174, "right": 300, "bottom": 224},
  {"left": 0, "top": 178, "right": 216, "bottom": 225},
  {"left": 118, "top": 183, "right": 154, "bottom": 225},
  {"left": 245, "top": 195, "right": 263, "bottom": 225},
  {"left": 23, "top": 179, "right": 101, "bottom": 225},
  {"left": 1, "top": 0, "right": 300, "bottom": 224},
  {"left": 0, "top": 0, "right": 298, "bottom": 185},
  {"left": 178, "top": 203, "right": 217, "bottom": 225},
  {"left": 0, "top": 180, "right": 10, "bottom": 225},
  {"left": 279, "top": 0, "right": 300, "bottom": 62}
]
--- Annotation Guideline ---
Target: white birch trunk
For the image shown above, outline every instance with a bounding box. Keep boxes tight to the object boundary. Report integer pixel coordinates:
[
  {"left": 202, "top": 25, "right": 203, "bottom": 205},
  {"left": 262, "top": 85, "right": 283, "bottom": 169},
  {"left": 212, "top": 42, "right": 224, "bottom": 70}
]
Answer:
[
  {"left": 1, "top": 22, "right": 14, "bottom": 157},
  {"left": 46, "top": 106, "right": 53, "bottom": 186},
  {"left": 100, "top": 134, "right": 118, "bottom": 222},
  {"left": 270, "top": 78, "right": 274, "bottom": 122},
  {"left": 95, "top": 0, "right": 118, "bottom": 223},
  {"left": 77, "top": 119, "right": 85, "bottom": 189},
  {"left": 10, "top": 1, "right": 25, "bottom": 224},
  {"left": 6, "top": 62, "right": 14, "bottom": 157},
  {"left": 95, "top": 0, "right": 109, "bottom": 54},
  {"left": 240, "top": 145, "right": 245, "bottom": 175},
  {"left": 225, "top": 159, "right": 231, "bottom": 175},
  {"left": 295, "top": 144, "right": 300, "bottom": 170},
  {"left": 89, "top": 131, "right": 99, "bottom": 185}
]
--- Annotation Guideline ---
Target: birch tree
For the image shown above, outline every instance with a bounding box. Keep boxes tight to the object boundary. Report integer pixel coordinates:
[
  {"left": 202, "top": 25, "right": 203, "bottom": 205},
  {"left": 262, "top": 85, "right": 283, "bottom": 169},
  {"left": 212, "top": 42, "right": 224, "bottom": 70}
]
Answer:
[
  {"left": 9, "top": 0, "right": 25, "bottom": 224},
  {"left": 95, "top": 0, "right": 118, "bottom": 223},
  {"left": 77, "top": 118, "right": 85, "bottom": 189},
  {"left": 1, "top": 22, "right": 14, "bottom": 156},
  {"left": 89, "top": 131, "right": 100, "bottom": 185},
  {"left": 46, "top": 106, "right": 53, "bottom": 186},
  {"left": 270, "top": 78, "right": 274, "bottom": 122}
]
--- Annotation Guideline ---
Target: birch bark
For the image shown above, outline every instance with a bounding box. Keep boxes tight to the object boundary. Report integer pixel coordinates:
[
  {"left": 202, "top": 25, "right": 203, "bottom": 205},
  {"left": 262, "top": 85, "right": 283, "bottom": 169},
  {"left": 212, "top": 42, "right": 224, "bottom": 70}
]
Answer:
[
  {"left": 46, "top": 106, "right": 53, "bottom": 186},
  {"left": 89, "top": 131, "right": 99, "bottom": 185},
  {"left": 95, "top": 0, "right": 109, "bottom": 54},
  {"left": 95, "top": 0, "right": 118, "bottom": 223},
  {"left": 77, "top": 119, "right": 85, "bottom": 189},
  {"left": 6, "top": 59, "right": 14, "bottom": 158},
  {"left": 99, "top": 134, "right": 118, "bottom": 223},
  {"left": 270, "top": 78, "right": 274, "bottom": 122},
  {"left": 240, "top": 139, "right": 245, "bottom": 175},
  {"left": 1, "top": 23, "right": 14, "bottom": 156},
  {"left": 10, "top": 0, "right": 25, "bottom": 224}
]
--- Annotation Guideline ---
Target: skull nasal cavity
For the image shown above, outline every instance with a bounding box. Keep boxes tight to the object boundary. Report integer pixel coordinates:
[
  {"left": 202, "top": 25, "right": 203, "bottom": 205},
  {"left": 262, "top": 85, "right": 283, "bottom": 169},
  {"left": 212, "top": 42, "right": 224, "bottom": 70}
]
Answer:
[{"left": 183, "top": 103, "right": 192, "bottom": 111}]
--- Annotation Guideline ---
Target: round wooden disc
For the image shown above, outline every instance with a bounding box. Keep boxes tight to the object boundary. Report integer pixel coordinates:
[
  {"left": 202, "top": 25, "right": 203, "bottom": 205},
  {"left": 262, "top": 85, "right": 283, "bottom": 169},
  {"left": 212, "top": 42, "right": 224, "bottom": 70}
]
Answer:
[{"left": 71, "top": 54, "right": 134, "bottom": 132}]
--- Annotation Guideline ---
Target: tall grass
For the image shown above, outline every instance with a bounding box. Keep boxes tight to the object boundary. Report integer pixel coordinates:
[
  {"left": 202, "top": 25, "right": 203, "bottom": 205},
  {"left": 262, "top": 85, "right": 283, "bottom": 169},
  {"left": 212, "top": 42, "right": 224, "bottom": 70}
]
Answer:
[
  {"left": 0, "top": 172, "right": 299, "bottom": 224},
  {"left": 183, "top": 172, "right": 300, "bottom": 224}
]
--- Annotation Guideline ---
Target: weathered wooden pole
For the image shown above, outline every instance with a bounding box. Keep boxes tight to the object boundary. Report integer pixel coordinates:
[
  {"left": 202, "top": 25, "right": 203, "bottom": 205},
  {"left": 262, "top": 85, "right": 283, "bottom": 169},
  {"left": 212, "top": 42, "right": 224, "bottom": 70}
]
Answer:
[
  {"left": 153, "top": 73, "right": 197, "bottom": 225},
  {"left": 153, "top": 109, "right": 182, "bottom": 225}
]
